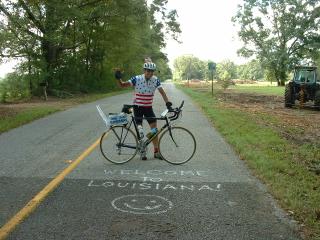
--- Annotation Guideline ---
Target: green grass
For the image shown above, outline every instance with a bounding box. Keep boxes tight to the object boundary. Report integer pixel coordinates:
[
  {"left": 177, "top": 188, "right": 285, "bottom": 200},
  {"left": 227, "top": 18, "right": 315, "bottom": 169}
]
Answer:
[
  {"left": 0, "top": 107, "right": 60, "bottom": 133},
  {"left": 230, "top": 85, "right": 285, "bottom": 96},
  {"left": 0, "top": 89, "right": 132, "bottom": 134},
  {"left": 179, "top": 85, "right": 320, "bottom": 240}
]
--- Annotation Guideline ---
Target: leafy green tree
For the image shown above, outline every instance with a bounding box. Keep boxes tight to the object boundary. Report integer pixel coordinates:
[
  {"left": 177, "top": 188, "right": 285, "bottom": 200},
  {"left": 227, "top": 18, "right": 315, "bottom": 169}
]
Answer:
[
  {"left": 156, "top": 58, "right": 172, "bottom": 80},
  {"left": 217, "top": 60, "right": 237, "bottom": 79},
  {"left": 237, "top": 60, "right": 264, "bottom": 80},
  {"left": 0, "top": 72, "right": 30, "bottom": 102},
  {"left": 0, "top": 0, "right": 180, "bottom": 97},
  {"left": 173, "top": 55, "right": 207, "bottom": 81},
  {"left": 233, "top": 0, "right": 320, "bottom": 86},
  {"left": 216, "top": 60, "right": 237, "bottom": 89},
  {"left": 0, "top": 0, "right": 107, "bottom": 92}
]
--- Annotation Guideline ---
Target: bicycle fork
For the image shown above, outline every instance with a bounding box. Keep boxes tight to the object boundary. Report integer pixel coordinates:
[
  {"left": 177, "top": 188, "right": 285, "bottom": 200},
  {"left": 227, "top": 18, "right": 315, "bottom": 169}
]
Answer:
[{"left": 168, "top": 126, "right": 179, "bottom": 147}]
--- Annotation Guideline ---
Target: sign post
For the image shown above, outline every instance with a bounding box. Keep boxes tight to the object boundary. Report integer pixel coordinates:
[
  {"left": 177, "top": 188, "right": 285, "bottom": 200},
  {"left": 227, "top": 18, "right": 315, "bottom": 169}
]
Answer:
[{"left": 208, "top": 62, "right": 216, "bottom": 97}]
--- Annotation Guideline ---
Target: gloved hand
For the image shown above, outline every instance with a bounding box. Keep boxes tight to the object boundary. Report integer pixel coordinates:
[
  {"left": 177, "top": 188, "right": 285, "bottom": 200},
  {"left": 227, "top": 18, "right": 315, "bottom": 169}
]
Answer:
[
  {"left": 166, "top": 101, "right": 173, "bottom": 110},
  {"left": 115, "top": 70, "right": 122, "bottom": 80}
]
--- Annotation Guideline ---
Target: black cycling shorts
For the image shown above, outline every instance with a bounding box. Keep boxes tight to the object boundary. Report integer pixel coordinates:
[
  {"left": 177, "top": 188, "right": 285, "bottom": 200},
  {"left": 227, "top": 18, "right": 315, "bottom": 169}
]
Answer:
[{"left": 133, "top": 105, "right": 156, "bottom": 125}]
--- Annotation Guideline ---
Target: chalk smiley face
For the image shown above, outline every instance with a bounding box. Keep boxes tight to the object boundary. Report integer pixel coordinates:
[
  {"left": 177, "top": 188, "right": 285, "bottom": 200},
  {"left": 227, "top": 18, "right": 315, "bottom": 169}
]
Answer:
[{"left": 111, "top": 194, "right": 173, "bottom": 214}]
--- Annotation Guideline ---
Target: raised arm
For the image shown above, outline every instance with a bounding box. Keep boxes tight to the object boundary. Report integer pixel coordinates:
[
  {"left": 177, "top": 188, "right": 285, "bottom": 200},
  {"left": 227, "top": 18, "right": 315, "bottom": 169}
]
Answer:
[{"left": 115, "top": 70, "right": 131, "bottom": 88}]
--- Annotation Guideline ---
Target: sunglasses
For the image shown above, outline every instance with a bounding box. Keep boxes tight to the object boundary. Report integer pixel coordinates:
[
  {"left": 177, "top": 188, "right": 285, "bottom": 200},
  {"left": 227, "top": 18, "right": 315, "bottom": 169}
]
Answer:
[{"left": 144, "top": 69, "right": 154, "bottom": 73}]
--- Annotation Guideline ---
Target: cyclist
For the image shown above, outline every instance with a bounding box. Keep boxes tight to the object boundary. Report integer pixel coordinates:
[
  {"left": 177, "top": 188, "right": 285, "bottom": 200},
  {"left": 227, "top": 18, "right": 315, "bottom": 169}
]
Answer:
[{"left": 115, "top": 58, "right": 172, "bottom": 160}]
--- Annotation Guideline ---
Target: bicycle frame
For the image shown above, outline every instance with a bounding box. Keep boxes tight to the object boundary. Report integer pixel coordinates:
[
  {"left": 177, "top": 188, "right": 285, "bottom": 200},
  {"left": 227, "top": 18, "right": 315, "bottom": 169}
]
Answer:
[
  {"left": 125, "top": 113, "right": 172, "bottom": 148},
  {"left": 97, "top": 100, "right": 198, "bottom": 164},
  {"left": 109, "top": 101, "right": 184, "bottom": 153}
]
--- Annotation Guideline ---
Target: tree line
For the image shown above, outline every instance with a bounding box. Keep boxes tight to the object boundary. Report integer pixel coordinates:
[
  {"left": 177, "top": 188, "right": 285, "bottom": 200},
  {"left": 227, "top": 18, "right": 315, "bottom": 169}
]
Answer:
[
  {"left": 1, "top": 0, "right": 319, "bottom": 102},
  {"left": 174, "top": 0, "right": 319, "bottom": 86},
  {"left": 173, "top": 55, "right": 265, "bottom": 82},
  {"left": 0, "top": 0, "right": 180, "bottom": 101}
]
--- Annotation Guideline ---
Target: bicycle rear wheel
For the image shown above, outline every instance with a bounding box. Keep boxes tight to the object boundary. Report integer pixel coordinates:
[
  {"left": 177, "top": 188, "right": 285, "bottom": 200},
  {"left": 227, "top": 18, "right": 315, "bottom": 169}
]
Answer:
[
  {"left": 100, "top": 126, "right": 138, "bottom": 164},
  {"left": 159, "top": 126, "right": 196, "bottom": 165}
]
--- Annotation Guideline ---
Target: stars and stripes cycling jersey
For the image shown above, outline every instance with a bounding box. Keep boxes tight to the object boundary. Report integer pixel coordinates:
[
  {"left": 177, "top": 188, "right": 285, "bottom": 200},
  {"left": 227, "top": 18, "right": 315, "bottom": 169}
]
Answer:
[{"left": 128, "top": 74, "right": 161, "bottom": 107}]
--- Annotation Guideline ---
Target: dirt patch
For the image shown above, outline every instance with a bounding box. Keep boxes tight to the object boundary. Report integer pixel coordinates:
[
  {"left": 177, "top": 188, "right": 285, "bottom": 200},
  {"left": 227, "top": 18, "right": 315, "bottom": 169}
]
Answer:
[
  {"left": 216, "top": 91, "right": 320, "bottom": 146},
  {"left": 189, "top": 89, "right": 320, "bottom": 175},
  {"left": 0, "top": 96, "right": 77, "bottom": 119},
  {"left": 0, "top": 106, "right": 17, "bottom": 118}
]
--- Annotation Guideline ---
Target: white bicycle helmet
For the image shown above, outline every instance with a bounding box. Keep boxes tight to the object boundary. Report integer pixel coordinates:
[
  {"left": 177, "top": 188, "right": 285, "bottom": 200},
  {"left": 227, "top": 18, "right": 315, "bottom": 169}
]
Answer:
[{"left": 143, "top": 62, "right": 156, "bottom": 70}]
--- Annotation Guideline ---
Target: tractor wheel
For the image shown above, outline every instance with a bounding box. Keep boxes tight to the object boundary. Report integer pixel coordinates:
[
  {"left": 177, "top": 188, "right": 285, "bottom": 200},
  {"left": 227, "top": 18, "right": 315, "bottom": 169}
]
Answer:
[
  {"left": 314, "top": 90, "right": 320, "bottom": 110},
  {"left": 285, "top": 84, "right": 294, "bottom": 108}
]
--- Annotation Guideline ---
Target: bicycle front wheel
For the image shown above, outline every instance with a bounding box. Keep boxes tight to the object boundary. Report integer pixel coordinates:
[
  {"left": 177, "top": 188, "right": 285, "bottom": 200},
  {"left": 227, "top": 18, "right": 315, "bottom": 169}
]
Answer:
[
  {"left": 100, "top": 126, "right": 138, "bottom": 164},
  {"left": 159, "top": 126, "right": 196, "bottom": 165}
]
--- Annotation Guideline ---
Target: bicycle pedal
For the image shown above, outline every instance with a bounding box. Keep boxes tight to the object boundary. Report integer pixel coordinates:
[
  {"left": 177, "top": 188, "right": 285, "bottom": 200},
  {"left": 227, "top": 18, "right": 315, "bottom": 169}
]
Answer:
[{"left": 140, "top": 150, "right": 147, "bottom": 160}]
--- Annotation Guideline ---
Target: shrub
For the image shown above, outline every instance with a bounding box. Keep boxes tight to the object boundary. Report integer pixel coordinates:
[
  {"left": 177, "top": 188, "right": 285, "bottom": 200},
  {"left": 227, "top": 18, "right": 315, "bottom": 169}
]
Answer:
[{"left": 0, "top": 72, "right": 30, "bottom": 102}]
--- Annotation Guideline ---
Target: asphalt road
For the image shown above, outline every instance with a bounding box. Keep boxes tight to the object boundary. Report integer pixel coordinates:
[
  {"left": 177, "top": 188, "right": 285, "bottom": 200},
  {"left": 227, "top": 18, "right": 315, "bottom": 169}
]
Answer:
[{"left": 0, "top": 83, "right": 301, "bottom": 239}]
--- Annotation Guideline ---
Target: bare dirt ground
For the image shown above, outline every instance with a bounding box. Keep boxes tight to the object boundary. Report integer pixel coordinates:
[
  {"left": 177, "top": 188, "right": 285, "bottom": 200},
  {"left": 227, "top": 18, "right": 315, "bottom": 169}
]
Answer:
[
  {"left": 189, "top": 83, "right": 320, "bottom": 146},
  {"left": 219, "top": 90, "right": 320, "bottom": 146},
  {"left": 0, "top": 96, "right": 81, "bottom": 118},
  {"left": 188, "top": 84, "right": 320, "bottom": 176}
]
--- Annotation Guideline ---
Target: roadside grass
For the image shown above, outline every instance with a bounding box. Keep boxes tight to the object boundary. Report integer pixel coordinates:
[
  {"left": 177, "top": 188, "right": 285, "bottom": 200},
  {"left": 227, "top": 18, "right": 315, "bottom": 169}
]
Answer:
[
  {"left": 0, "top": 89, "right": 131, "bottom": 134},
  {"left": 183, "top": 81, "right": 284, "bottom": 96},
  {"left": 178, "top": 85, "right": 320, "bottom": 240},
  {"left": 229, "top": 85, "right": 285, "bottom": 96},
  {"left": 0, "top": 107, "right": 60, "bottom": 133}
]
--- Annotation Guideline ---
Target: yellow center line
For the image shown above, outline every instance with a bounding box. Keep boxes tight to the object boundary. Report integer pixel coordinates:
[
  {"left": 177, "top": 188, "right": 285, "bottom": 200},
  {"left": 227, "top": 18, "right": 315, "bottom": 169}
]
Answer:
[{"left": 0, "top": 137, "right": 101, "bottom": 240}]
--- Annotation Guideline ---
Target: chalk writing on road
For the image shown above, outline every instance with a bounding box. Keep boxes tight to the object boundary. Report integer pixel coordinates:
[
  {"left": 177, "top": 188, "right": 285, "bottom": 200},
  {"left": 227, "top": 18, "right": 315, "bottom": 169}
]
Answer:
[
  {"left": 111, "top": 194, "right": 173, "bottom": 214},
  {"left": 94, "top": 169, "right": 221, "bottom": 214},
  {"left": 104, "top": 169, "right": 209, "bottom": 177},
  {"left": 88, "top": 180, "right": 221, "bottom": 192}
]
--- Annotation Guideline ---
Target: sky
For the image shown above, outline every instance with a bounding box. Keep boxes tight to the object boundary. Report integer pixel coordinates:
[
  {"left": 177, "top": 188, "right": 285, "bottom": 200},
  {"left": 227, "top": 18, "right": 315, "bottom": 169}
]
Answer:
[
  {"left": 0, "top": 0, "right": 247, "bottom": 78},
  {"left": 164, "top": 0, "right": 247, "bottom": 67},
  {"left": 0, "top": 60, "right": 19, "bottom": 78}
]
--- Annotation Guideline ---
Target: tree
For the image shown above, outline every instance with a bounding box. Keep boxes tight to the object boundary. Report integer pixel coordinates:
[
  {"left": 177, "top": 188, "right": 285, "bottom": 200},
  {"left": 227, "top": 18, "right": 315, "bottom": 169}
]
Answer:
[
  {"left": 0, "top": 0, "right": 181, "bottom": 97},
  {"left": 0, "top": 0, "right": 110, "bottom": 93},
  {"left": 156, "top": 58, "right": 172, "bottom": 80},
  {"left": 237, "top": 60, "right": 264, "bottom": 80},
  {"left": 233, "top": 0, "right": 320, "bottom": 86},
  {"left": 173, "top": 55, "right": 207, "bottom": 81},
  {"left": 216, "top": 60, "right": 237, "bottom": 89}
]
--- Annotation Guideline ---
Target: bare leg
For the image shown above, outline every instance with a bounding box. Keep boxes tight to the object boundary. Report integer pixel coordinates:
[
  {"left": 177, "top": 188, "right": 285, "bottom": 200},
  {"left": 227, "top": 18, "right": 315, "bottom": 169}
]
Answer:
[{"left": 149, "top": 121, "right": 159, "bottom": 150}]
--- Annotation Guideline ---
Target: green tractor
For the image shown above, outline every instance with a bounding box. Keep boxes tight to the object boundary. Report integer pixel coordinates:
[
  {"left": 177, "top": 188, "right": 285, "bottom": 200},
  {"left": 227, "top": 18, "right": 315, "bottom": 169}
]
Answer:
[{"left": 285, "top": 66, "right": 320, "bottom": 109}]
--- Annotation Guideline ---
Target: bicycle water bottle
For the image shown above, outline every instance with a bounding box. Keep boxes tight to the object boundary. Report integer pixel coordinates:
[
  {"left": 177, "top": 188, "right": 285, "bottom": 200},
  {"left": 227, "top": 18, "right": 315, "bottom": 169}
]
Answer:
[
  {"left": 146, "top": 128, "right": 158, "bottom": 139},
  {"left": 138, "top": 125, "right": 144, "bottom": 139}
]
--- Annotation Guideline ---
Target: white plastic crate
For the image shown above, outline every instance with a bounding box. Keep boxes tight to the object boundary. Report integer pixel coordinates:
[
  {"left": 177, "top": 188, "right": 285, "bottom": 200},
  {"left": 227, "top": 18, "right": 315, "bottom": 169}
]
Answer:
[
  {"left": 108, "top": 113, "right": 128, "bottom": 125},
  {"left": 96, "top": 105, "right": 128, "bottom": 129}
]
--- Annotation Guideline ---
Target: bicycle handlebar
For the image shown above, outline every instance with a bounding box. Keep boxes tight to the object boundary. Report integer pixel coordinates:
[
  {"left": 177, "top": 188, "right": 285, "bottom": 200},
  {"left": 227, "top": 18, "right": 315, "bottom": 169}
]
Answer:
[
  {"left": 123, "top": 101, "right": 184, "bottom": 121},
  {"left": 167, "top": 100, "right": 184, "bottom": 121}
]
